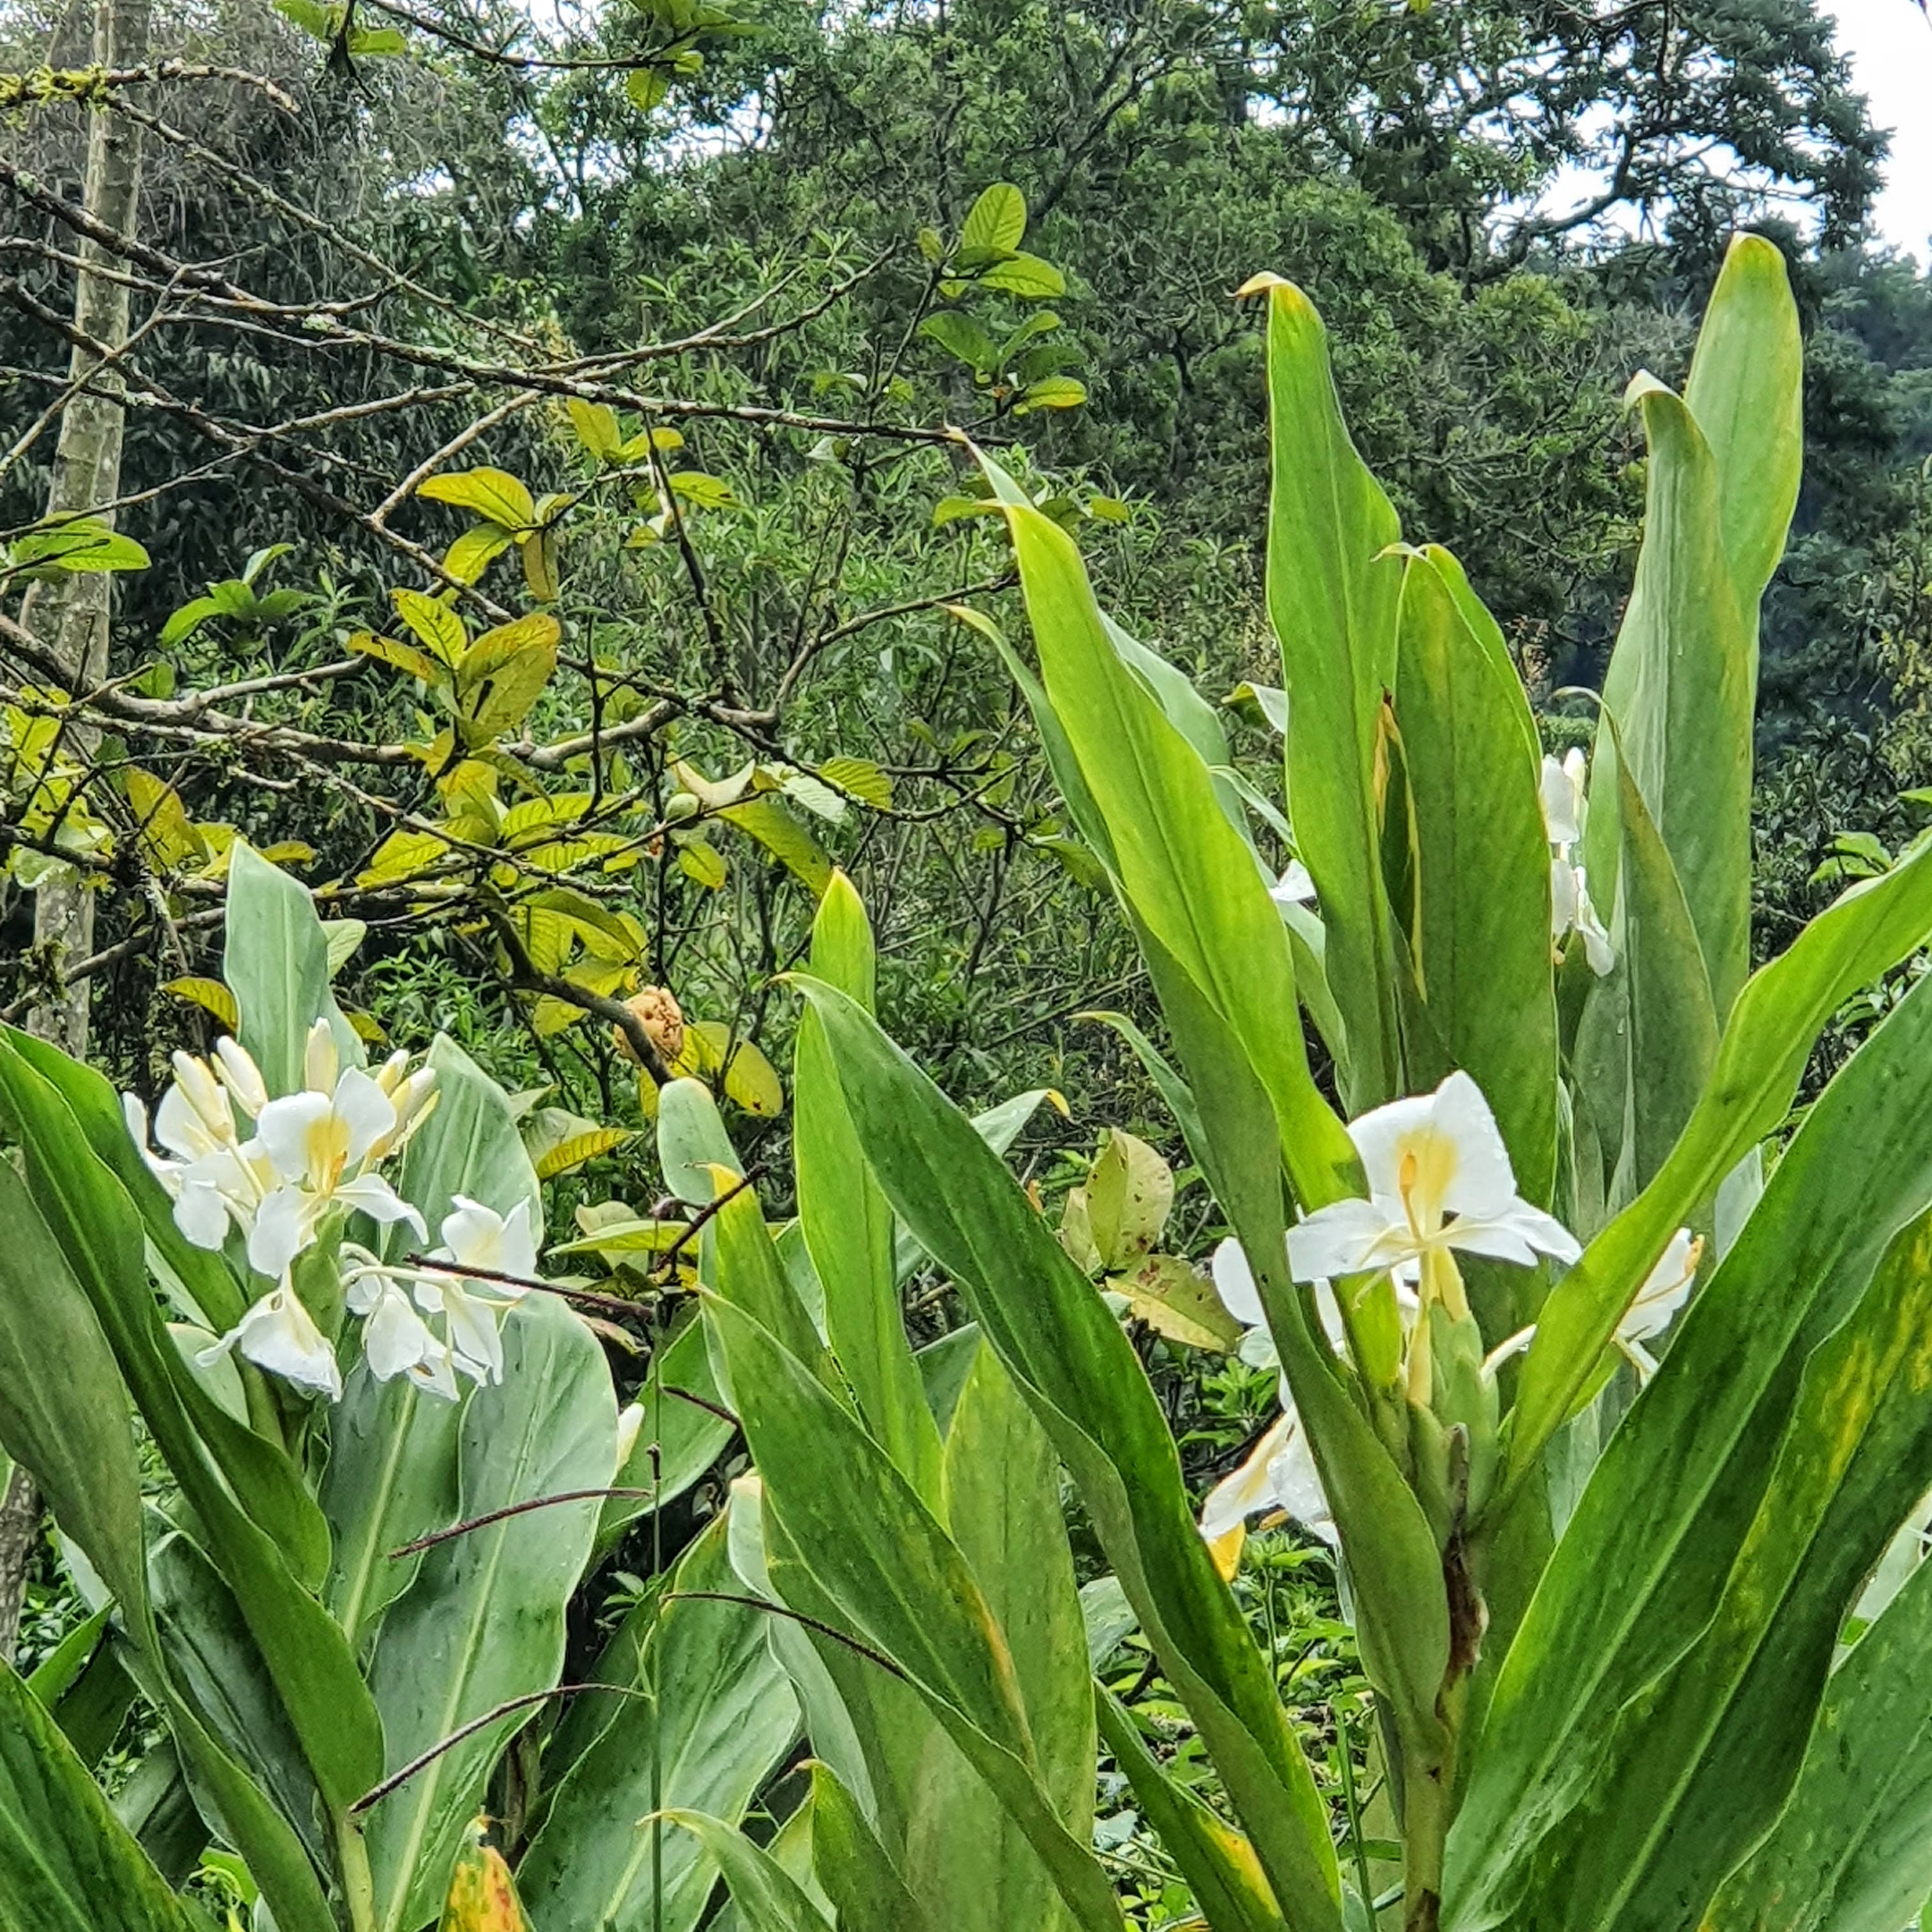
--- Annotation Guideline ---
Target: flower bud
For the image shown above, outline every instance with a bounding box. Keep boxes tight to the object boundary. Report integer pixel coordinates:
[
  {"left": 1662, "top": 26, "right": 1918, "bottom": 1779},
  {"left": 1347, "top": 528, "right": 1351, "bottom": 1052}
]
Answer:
[
  {"left": 373, "top": 1049, "right": 411, "bottom": 1096},
  {"left": 303, "top": 1018, "right": 339, "bottom": 1096},
  {"left": 170, "top": 1050, "right": 235, "bottom": 1143},
  {"left": 212, "top": 1036, "right": 268, "bottom": 1118}
]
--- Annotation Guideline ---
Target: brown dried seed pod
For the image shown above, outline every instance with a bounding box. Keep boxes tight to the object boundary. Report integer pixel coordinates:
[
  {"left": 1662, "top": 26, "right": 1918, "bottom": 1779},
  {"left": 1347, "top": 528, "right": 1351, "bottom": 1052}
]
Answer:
[{"left": 614, "top": 985, "right": 685, "bottom": 1065}]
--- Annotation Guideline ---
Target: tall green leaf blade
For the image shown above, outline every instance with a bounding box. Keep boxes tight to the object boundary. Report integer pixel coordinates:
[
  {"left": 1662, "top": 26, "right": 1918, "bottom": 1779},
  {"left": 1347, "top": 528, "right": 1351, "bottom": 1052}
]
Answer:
[
  {"left": 1506, "top": 834, "right": 1932, "bottom": 1479},
  {"left": 1392, "top": 548, "right": 1557, "bottom": 1204},
  {"left": 661, "top": 1811, "right": 834, "bottom": 1932},
  {"left": 916, "top": 1339, "right": 1094, "bottom": 1932},
  {"left": 1595, "top": 381, "right": 1753, "bottom": 1022},
  {"left": 1459, "top": 1204, "right": 1932, "bottom": 1930},
  {"left": 365, "top": 1293, "right": 615, "bottom": 1931},
  {"left": 807, "top": 1761, "right": 942, "bottom": 1932},
  {"left": 992, "top": 474, "right": 1355, "bottom": 1211},
  {"left": 703, "top": 1295, "right": 1126, "bottom": 1932},
  {"left": 790, "top": 977, "right": 1345, "bottom": 1932},
  {"left": 0, "top": 1657, "right": 217, "bottom": 1932},
  {"left": 795, "top": 874, "right": 941, "bottom": 1500},
  {"left": 224, "top": 843, "right": 362, "bottom": 1096},
  {"left": 1257, "top": 277, "right": 1404, "bottom": 1108},
  {"left": 1708, "top": 1545, "right": 1932, "bottom": 1932},
  {"left": 321, "top": 1366, "right": 461, "bottom": 1648},
  {"left": 1681, "top": 233, "right": 1803, "bottom": 631},
  {"left": 519, "top": 1512, "right": 801, "bottom": 1932},
  {"left": 1452, "top": 971, "right": 1932, "bottom": 1929}
]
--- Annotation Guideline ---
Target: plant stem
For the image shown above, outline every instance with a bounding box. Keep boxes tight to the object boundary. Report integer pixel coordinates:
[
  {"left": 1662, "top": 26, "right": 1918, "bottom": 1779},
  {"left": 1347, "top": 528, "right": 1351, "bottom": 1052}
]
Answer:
[{"left": 337, "top": 1812, "right": 379, "bottom": 1932}]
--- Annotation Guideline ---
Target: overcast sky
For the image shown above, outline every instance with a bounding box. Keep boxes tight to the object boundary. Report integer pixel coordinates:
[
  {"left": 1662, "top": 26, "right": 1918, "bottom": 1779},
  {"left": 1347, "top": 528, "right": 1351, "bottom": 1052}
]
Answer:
[{"left": 1826, "top": 0, "right": 1932, "bottom": 259}]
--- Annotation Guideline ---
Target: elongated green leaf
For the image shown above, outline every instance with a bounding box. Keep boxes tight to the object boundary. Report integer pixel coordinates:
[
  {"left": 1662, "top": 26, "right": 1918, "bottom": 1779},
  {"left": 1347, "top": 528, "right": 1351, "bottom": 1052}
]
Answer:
[
  {"left": 321, "top": 1365, "right": 461, "bottom": 1648},
  {"left": 1594, "top": 378, "right": 1753, "bottom": 1022},
  {"left": 1709, "top": 1541, "right": 1932, "bottom": 1932},
  {"left": 0, "top": 1162, "right": 146, "bottom": 1618},
  {"left": 807, "top": 1762, "right": 942, "bottom": 1932},
  {"left": 1452, "top": 972, "right": 1932, "bottom": 1930},
  {"left": 1459, "top": 1204, "right": 1932, "bottom": 1930},
  {"left": 661, "top": 1811, "right": 834, "bottom": 1932},
  {"left": 790, "top": 978, "right": 1344, "bottom": 1932},
  {"left": 0, "top": 1657, "right": 216, "bottom": 1932},
  {"left": 0, "top": 1040, "right": 381, "bottom": 1817},
  {"left": 1681, "top": 233, "right": 1803, "bottom": 632},
  {"left": 150, "top": 1534, "right": 329, "bottom": 1872},
  {"left": 1507, "top": 832, "right": 1932, "bottom": 1480},
  {"left": 795, "top": 875, "right": 941, "bottom": 1499},
  {"left": 1095, "top": 1691, "right": 1280, "bottom": 1932},
  {"left": 519, "top": 1512, "right": 801, "bottom": 1932},
  {"left": 1256, "top": 277, "right": 1404, "bottom": 1109},
  {"left": 708, "top": 1177, "right": 841, "bottom": 1394},
  {"left": 990, "top": 463, "right": 1354, "bottom": 1211},
  {"left": 915, "top": 1339, "right": 1093, "bottom": 1932},
  {"left": 224, "top": 843, "right": 362, "bottom": 1096},
  {"left": 657, "top": 1077, "right": 742, "bottom": 1208},
  {"left": 366, "top": 1293, "right": 615, "bottom": 1932},
  {"left": 394, "top": 1033, "right": 543, "bottom": 1252},
  {"left": 1392, "top": 547, "right": 1556, "bottom": 1204},
  {"left": 703, "top": 1296, "right": 1126, "bottom": 1932}
]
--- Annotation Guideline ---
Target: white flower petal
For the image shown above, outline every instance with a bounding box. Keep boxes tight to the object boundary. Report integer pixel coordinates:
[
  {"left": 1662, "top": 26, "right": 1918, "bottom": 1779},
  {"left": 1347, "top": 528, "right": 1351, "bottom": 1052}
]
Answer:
[
  {"left": 256, "top": 1091, "right": 334, "bottom": 1185},
  {"left": 332, "top": 1068, "right": 397, "bottom": 1169},
  {"left": 438, "top": 1195, "right": 536, "bottom": 1282},
  {"left": 362, "top": 1282, "right": 440, "bottom": 1382},
  {"left": 1211, "top": 1238, "right": 1266, "bottom": 1327},
  {"left": 1264, "top": 1418, "right": 1334, "bottom": 1542},
  {"left": 303, "top": 1018, "right": 339, "bottom": 1098},
  {"left": 1200, "top": 1411, "right": 1298, "bottom": 1540},
  {"left": 213, "top": 1037, "right": 268, "bottom": 1117},
  {"left": 1287, "top": 1196, "right": 1405, "bottom": 1282},
  {"left": 1428, "top": 1071, "right": 1520, "bottom": 1222},
  {"left": 1551, "top": 854, "right": 1580, "bottom": 944},
  {"left": 248, "top": 1185, "right": 314, "bottom": 1279},
  {"left": 1270, "top": 860, "right": 1317, "bottom": 907},
  {"left": 1621, "top": 1229, "right": 1700, "bottom": 1343},
  {"left": 441, "top": 1285, "right": 507, "bottom": 1383},
  {"left": 1540, "top": 753, "right": 1583, "bottom": 847},
  {"left": 155, "top": 1082, "right": 219, "bottom": 1163},
  {"left": 173, "top": 1176, "right": 233, "bottom": 1251},
  {"left": 233, "top": 1287, "right": 341, "bottom": 1400},
  {"left": 1345, "top": 1089, "right": 1442, "bottom": 1203},
  {"left": 334, "top": 1173, "right": 427, "bottom": 1240},
  {"left": 1574, "top": 873, "right": 1614, "bottom": 976},
  {"left": 1448, "top": 1202, "right": 1581, "bottom": 1268}
]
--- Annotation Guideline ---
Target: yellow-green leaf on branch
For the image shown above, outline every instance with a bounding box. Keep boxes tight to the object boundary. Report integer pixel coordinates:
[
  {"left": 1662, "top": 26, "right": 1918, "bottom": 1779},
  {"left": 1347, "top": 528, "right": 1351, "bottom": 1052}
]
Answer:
[{"left": 419, "top": 467, "right": 536, "bottom": 530}]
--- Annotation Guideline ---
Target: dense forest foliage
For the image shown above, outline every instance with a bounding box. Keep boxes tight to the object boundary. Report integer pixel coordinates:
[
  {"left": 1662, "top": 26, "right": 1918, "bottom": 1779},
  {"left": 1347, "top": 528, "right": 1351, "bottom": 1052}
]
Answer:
[{"left": 3, "top": 1, "right": 1932, "bottom": 1917}]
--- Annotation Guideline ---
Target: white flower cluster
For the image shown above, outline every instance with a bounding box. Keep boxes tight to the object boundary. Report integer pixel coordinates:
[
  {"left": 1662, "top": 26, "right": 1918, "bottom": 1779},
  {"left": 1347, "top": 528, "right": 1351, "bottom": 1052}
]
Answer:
[
  {"left": 1199, "top": 1071, "right": 1696, "bottom": 1566},
  {"left": 124, "top": 1022, "right": 530, "bottom": 1402},
  {"left": 1541, "top": 749, "right": 1613, "bottom": 976}
]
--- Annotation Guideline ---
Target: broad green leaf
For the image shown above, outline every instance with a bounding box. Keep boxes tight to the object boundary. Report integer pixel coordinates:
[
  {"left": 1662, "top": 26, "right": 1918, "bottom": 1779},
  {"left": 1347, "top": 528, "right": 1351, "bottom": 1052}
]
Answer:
[
  {"left": 990, "top": 463, "right": 1355, "bottom": 1211},
  {"left": 790, "top": 978, "right": 1344, "bottom": 1932},
  {"left": 567, "top": 397, "right": 624, "bottom": 461},
  {"left": 150, "top": 1534, "right": 329, "bottom": 1872},
  {"left": 1096, "top": 1692, "right": 1280, "bottom": 1932},
  {"left": 0, "top": 1162, "right": 146, "bottom": 1619},
  {"left": 321, "top": 1366, "right": 461, "bottom": 1648},
  {"left": 519, "top": 1512, "right": 801, "bottom": 1932},
  {"left": 1452, "top": 971, "right": 1932, "bottom": 1929},
  {"left": 163, "top": 976, "right": 240, "bottom": 1030},
  {"left": 1595, "top": 377, "right": 1753, "bottom": 1022},
  {"left": 8, "top": 518, "right": 150, "bottom": 573},
  {"left": 708, "top": 1176, "right": 841, "bottom": 1395},
  {"left": 351, "top": 630, "right": 446, "bottom": 688},
  {"left": 919, "top": 310, "right": 997, "bottom": 372},
  {"left": 657, "top": 1077, "right": 742, "bottom": 1206},
  {"left": 456, "top": 614, "right": 559, "bottom": 741},
  {"left": 391, "top": 588, "right": 468, "bottom": 668},
  {"left": 1507, "top": 831, "right": 1932, "bottom": 1482},
  {"left": 1392, "top": 548, "right": 1557, "bottom": 1206},
  {"left": 419, "top": 467, "right": 536, "bottom": 530},
  {"left": 703, "top": 1296, "right": 1126, "bottom": 1932},
  {"left": 807, "top": 1763, "right": 941, "bottom": 1932},
  {"left": 393, "top": 1034, "right": 543, "bottom": 1254},
  {"left": 366, "top": 1294, "right": 615, "bottom": 1932},
  {"left": 1255, "top": 277, "right": 1404, "bottom": 1110},
  {"left": 717, "top": 797, "right": 833, "bottom": 896},
  {"left": 1682, "top": 233, "right": 1803, "bottom": 632},
  {"left": 1709, "top": 1543, "right": 1932, "bottom": 1932},
  {"left": 597, "top": 1312, "right": 735, "bottom": 1550},
  {"left": 795, "top": 875, "right": 941, "bottom": 1500},
  {"left": 960, "top": 183, "right": 1027, "bottom": 254},
  {"left": 977, "top": 252, "right": 1064, "bottom": 298},
  {"left": 225, "top": 843, "right": 364, "bottom": 1096},
  {"left": 0, "top": 1656, "right": 215, "bottom": 1932},
  {"left": 1462, "top": 1204, "right": 1932, "bottom": 1931},
  {"left": 661, "top": 1811, "right": 834, "bottom": 1932},
  {"left": 921, "top": 1339, "right": 1095, "bottom": 1932}
]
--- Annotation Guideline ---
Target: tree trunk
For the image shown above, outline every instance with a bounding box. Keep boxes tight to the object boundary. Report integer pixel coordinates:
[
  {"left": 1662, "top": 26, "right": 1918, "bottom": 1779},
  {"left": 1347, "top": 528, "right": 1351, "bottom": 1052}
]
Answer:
[{"left": 0, "top": 0, "right": 151, "bottom": 1664}]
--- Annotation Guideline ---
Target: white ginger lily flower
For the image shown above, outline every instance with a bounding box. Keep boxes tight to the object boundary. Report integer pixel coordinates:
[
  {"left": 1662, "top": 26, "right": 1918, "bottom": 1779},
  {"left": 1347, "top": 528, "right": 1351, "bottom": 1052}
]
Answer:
[
  {"left": 1210, "top": 1236, "right": 1360, "bottom": 1369},
  {"left": 199, "top": 1283, "right": 342, "bottom": 1401},
  {"left": 342, "top": 1248, "right": 460, "bottom": 1400},
  {"left": 412, "top": 1197, "right": 537, "bottom": 1386},
  {"left": 1540, "top": 750, "right": 1613, "bottom": 977},
  {"left": 1287, "top": 1071, "right": 1580, "bottom": 1284},
  {"left": 248, "top": 1038, "right": 425, "bottom": 1278},
  {"left": 123, "top": 1039, "right": 275, "bottom": 1250},
  {"left": 1616, "top": 1227, "right": 1702, "bottom": 1380}
]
